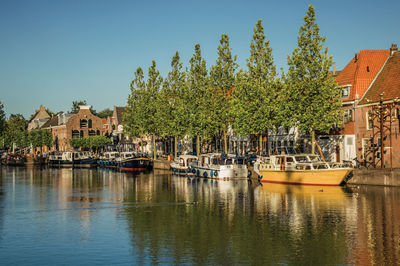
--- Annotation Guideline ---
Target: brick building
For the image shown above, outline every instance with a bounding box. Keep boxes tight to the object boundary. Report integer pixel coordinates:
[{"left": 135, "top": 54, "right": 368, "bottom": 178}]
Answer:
[
  {"left": 318, "top": 48, "right": 390, "bottom": 163},
  {"left": 356, "top": 45, "right": 400, "bottom": 168},
  {"left": 42, "top": 105, "right": 104, "bottom": 151}
]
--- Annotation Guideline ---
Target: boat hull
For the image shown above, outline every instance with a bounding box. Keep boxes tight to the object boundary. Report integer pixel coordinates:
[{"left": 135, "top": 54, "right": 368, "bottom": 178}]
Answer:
[
  {"left": 259, "top": 168, "right": 352, "bottom": 186},
  {"left": 119, "top": 158, "right": 152, "bottom": 172}
]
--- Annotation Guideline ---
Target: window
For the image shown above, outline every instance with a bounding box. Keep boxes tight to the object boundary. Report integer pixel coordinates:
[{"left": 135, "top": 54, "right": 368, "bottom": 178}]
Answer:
[
  {"left": 341, "top": 86, "right": 351, "bottom": 98},
  {"left": 88, "top": 119, "right": 92, "bottom": 128},
  {"left": 361, "top": 138, "right": 370, "bottom": 159},
  {"left": 80, "top": 119, "right": 88, "bottom": 128},
  {"left": 89, "top": 130, "right": 96, "bottom": 136},
  {"left": 72, "top": 130, "right": 79, "bottom": 138},
  {"left": 96, "top": 130, "right": 100, "bottom": 135},
  {"left": 343, "top": 109, "right": 354, "bottom": 123},
  {"left": 366, "top": 112, "right": 373, "bottom": 130},
  {"left": 80, "top": 130, "right": 84, "bottom": 137}
]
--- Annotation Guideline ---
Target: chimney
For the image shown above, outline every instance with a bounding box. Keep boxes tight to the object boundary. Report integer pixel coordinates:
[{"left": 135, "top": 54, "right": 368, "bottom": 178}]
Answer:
[
  {"left": 390, "top": 43, "right": 398, "bottom": 56},
  {"left": 354, "top": 53, "right": 358, "bottom": 62},
  {"left": 333, "top": 62, "right": 336, "bottom": 75}
]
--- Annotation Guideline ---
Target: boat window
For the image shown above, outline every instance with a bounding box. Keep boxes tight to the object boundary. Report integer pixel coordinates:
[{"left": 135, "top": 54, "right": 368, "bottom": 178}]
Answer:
[
  {"left": 286, "top": 157, "right": 294, "bottom": 163},
  {"left": 315, "top": 163, "right": 329, "bottom": 169},
  {"left": 225, "top": 159, "right": 233, "bottom": 165},
  {"left": 295, "top": 156, "right": 308, "bottom": 163},
  {"left": 212, "top": 158, "right": 218, "bottom": 165},
  {"left": 309, "top": 155, "right": 320, "bottom": 162}
]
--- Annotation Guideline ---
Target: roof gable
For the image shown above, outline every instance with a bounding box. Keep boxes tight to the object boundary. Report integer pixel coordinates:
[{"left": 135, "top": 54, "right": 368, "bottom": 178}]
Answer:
[
  {"left": 336, "top": 50, "right": 390, "bottom": 102},
  {"left": 359, "top": 51, "right": 400, "bottom": 105}
]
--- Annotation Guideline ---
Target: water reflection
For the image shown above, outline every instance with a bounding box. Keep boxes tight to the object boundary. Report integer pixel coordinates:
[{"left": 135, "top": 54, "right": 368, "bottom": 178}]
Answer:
[{"left": 0, "top": 167, "right": 400, "bottom": 265}]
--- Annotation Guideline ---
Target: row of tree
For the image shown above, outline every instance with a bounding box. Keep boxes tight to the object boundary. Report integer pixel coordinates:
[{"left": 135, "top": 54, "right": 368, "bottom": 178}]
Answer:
[
  {"left": 69, "top": 136, "right": 112, "bottom": 152},
  {"left": 123, "top": 5, "right": 342, "bottom": 159}
]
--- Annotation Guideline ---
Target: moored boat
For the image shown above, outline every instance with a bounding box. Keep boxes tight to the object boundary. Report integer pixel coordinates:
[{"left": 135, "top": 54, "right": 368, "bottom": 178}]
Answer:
[
  {"left": 170, "top": 155, "right": 198, "bottom": 175},
  {"left": 257, "top": 154, "right": 353, "bottom": 186},
  {"left": 190, "top": 153, "right": 249, "bottom": 179},
  {"left": 118, "top": 152, "right": 152, "bottom": 172},
  {"left": 97, "top": 151, "right": 120, "bottom": 168},
  {"left": 48, "top": 151, "right": 74, "bottom": 167},
  {"left": 73, "top": 152, "right": 97, "bottom": 167}
]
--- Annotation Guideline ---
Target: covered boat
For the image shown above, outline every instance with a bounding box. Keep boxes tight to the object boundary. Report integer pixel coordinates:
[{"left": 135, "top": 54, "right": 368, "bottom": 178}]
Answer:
[
  {"left": 170, "top": 155, "right": 198, "bottom": 175},
  {"left": 190, "top": 153, "right": 249, "bottom": 179}
]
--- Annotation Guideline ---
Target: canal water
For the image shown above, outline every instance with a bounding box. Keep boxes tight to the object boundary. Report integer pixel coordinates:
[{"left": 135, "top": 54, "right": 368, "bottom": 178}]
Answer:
[{"left": 0, "top": 167, "right": 399, "bottom": 265}]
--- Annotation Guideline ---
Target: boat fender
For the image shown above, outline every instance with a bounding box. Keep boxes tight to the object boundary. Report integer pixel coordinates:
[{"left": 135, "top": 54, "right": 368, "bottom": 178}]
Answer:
[
  {"left": 192, "top": 168, "right": 196, "bottom": 174},
  {"left": 214, "top": 171, "right": 218, "bottom": 177},
  {"left": 203, "top": 172, "right": 207, "bottom": 178},
  {"left": 197, "top": 170, "right": 200, "bottom": 176},
  {"left": 247, "top": 170, "right": 251, "bottom": 177},
  {"left": 210, "top": 171, "right": 213, "bottom": 177}
]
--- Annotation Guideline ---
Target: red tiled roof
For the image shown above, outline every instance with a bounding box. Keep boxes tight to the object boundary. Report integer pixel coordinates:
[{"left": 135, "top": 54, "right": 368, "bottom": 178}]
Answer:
[
  {"left": 336, "top": 50, "right": 390, "bottom": 102},
  {"left": 359, "top": 51, "right": 400, "bottom": 105}
]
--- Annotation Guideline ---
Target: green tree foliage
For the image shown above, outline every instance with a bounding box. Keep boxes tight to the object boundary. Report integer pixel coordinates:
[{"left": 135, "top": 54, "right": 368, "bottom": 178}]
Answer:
[
  {"left": 146, "top": 61, "right": 163, "bottom": 159},
  {"left": 231, "top": 20, "right": 280, "bottom": 153},
  {"left": 4, "top": 114, "right": 27, "bottom": 148},
  {"left": 210, "top": 34, "right": 238, "bottom": 153},
  {"left": 284, "top": 5, "right": 342, "bottom": 137},
  {"left": 69, "top": 136, "right": 111, "bottom": 151},
  {"left": 97, "top": 108, "right": 113, "bottom": 118},
  {"left": 123, "top": 67, "right": 147, "bottom": 139},
  {"left": 0, "top": 101, "right": 5, "bottom": 143},
  {"left": 187, "top": 44, "right": 216, "bottom": 155},
  {"left": 160, "top": 52, "right": 189, "bottom": 158}
]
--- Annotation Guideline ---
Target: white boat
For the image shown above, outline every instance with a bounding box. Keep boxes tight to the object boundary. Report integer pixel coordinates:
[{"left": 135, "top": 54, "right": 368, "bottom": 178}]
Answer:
[
  {"left": 256, "top": 154, "right": 353, "bottom": 186},
  {"left": 170, "top": 155, "right": 198, "bottom": 175},
  {"left": 190, "top": 153, "right": 249, "bottom": 179}
]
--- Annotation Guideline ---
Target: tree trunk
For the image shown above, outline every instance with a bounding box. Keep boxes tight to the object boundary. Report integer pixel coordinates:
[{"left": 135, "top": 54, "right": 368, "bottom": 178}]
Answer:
[
  {"left": 153, "top": 134, "right": 156, "bottom": 160},
  {"left": 259, "top": 134, "right": 263, "bottom": 155},
  {"left": 266, "top": 131, "right": 269, "bottom": 155},
  {"left": 224, "top": 132, "right": 228, "bottom": 154},
  {"left": 174, "top": 136, "right": 178, "bottom": 160},
  {"left": 311, "top": 129, "right": 315, "bottom": 154},
  {"left": 196, "top": 135, "right": 200, "bottom": 156},
  {"left": 140, "top": 135, "right": 143, "bottom": 153}
]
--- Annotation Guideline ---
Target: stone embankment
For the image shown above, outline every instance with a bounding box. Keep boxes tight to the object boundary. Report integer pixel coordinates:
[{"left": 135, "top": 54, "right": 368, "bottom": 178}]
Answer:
[{"left": 349, "top": 169, "right": 400, "bottom": 186}]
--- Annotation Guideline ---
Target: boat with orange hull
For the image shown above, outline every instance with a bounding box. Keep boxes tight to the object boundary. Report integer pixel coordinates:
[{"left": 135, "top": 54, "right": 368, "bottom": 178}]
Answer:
[{"left": 257, "top": 154, "right": 353, "bottom": 186}]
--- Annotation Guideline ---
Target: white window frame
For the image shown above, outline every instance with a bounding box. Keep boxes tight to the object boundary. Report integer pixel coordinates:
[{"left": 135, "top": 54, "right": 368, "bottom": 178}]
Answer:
[
  {"left": 339, "top": 85, "right": 351, "bottom": 98},
  {"left": 366, "top": 112, "right": 373, "bottom": 130}
]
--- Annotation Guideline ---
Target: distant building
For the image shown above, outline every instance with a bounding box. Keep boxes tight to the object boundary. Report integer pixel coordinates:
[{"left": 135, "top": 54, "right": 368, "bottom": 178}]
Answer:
[
  {"left": 42, "top": 105, "right": 104, "bottom": 151},
  {"left": 27, "top": 105, "right": 51, "bottom": 131}
]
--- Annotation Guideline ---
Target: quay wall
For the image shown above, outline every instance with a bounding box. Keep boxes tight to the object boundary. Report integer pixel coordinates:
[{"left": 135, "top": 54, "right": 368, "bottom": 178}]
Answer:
[
  {"left": 349, "top": 169, "right": 400, "bottom": 186},
  {"left": 153, "top": 159, "right": 170, "bottom": 170}
]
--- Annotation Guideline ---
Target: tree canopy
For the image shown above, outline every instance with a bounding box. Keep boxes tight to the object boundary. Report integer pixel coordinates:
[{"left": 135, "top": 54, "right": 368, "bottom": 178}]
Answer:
[{"left": 284, "top": 5, "right": 342, "bottom": 133}]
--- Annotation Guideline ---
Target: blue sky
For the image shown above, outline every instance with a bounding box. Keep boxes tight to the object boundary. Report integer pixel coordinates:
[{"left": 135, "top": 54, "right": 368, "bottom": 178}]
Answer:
[{"left": 1, "top": 0, "right": 399, "bottom": 118}]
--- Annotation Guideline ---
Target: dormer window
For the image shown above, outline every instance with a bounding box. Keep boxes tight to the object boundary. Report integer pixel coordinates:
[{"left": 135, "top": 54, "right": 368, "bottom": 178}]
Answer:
[{"left": 341, "top": 85, "right": 351, "bottom": 98}]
